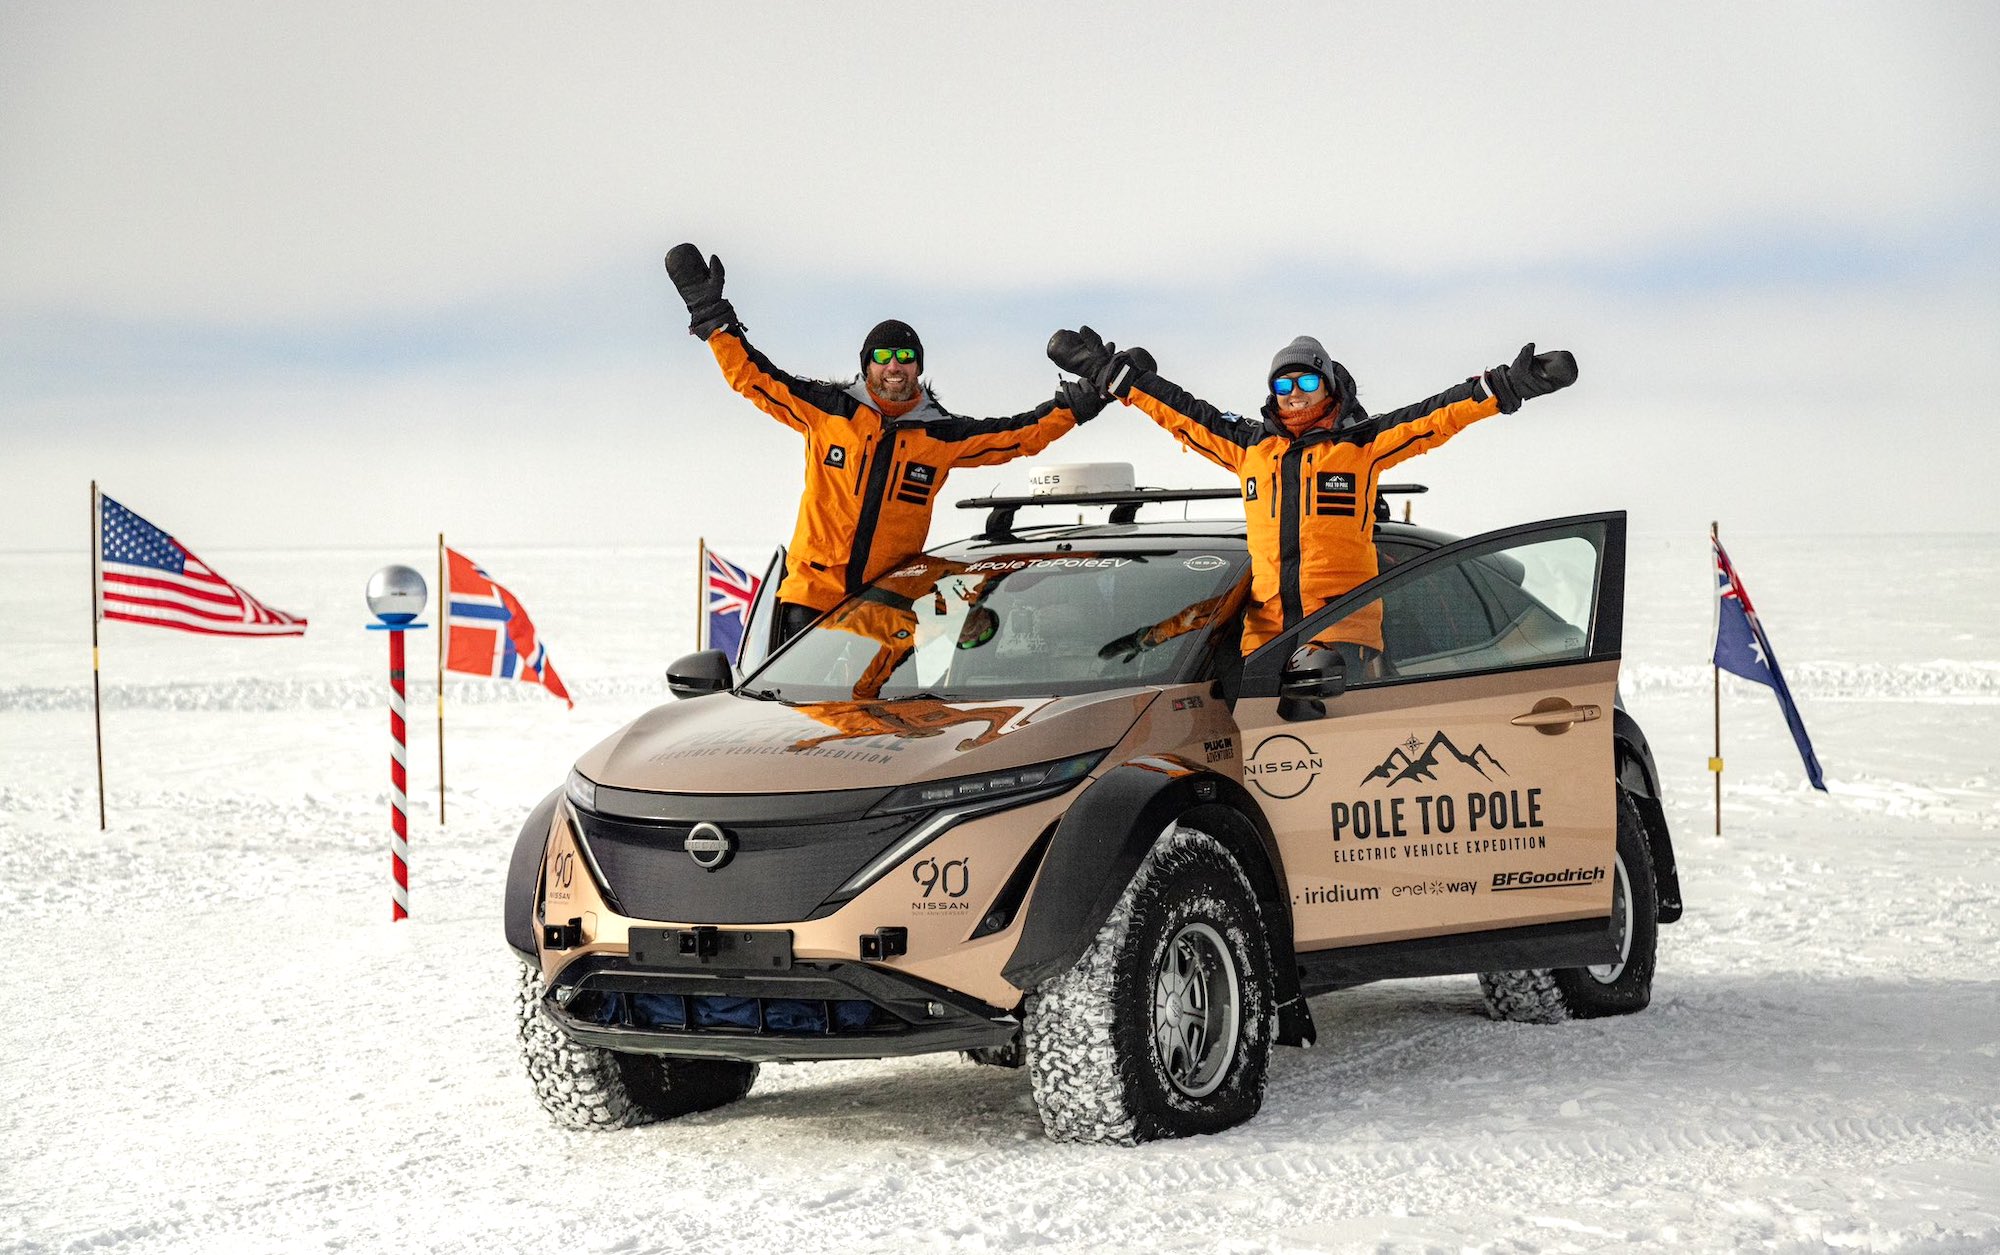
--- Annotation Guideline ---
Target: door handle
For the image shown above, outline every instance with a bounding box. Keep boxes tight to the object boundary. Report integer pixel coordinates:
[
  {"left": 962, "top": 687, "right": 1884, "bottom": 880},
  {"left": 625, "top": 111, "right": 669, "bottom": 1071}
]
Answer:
[{"left": 1511, "top": 699, "right": 1602, "bottom": 734}]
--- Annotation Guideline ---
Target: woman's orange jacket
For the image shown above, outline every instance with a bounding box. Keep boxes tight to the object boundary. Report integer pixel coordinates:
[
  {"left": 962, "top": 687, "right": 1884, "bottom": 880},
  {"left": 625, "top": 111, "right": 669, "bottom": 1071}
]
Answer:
[
  {"left": 707, "top": 329, "right": 1083, "bottom": 612},
  {"left": 1123, "top": 372, "right": 1501, "bottom": 653}
]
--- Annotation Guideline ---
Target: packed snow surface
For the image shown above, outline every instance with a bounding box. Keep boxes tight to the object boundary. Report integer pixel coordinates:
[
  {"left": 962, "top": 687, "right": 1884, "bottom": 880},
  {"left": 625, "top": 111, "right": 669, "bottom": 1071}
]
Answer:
[{"left": 3, "top": 534, "right": 1996, "bottom": 1253}]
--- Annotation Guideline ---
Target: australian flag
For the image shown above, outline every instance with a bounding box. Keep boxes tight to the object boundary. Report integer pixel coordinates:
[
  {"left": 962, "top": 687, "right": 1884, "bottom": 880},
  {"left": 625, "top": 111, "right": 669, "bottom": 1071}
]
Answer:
[
  {"left": 1712, "top": 536, "right": 1825, "bottom": 790},
  {"left": 704, "top": 547, "right": 762, "bottom": 664}
]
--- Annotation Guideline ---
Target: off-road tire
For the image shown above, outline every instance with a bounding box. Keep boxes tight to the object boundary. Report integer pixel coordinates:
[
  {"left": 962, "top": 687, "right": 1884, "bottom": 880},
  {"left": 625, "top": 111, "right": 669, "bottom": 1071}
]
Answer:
[
  {"left": 1479, "top": 793, "right": 1659, "bottom": 1024},
  {"left": 1024, "top": 825, "right": 1274, "bottom": 1145},
  {"left": 515, "top": 963, "right": 757, "bottom": 1129}
]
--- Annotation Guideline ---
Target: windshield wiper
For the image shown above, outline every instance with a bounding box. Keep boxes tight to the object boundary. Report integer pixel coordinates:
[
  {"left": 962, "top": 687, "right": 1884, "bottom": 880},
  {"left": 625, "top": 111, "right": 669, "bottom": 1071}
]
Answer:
[{"left": 737, "top": 686, "right": 785, "bottom": 701}]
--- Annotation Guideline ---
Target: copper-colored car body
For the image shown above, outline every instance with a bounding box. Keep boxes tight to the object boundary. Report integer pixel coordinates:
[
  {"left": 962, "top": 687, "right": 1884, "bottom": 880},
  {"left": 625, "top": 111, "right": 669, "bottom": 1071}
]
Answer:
[{"left": 505, "top": 498, "right": 1680, "bottom": 1114}]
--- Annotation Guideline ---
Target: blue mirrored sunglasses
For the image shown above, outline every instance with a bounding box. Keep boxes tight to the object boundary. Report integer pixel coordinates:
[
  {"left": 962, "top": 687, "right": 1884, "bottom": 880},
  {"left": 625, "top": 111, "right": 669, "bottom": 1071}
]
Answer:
[{"left": 1272, "top": 373, "right": 1324, "bottom": 396}]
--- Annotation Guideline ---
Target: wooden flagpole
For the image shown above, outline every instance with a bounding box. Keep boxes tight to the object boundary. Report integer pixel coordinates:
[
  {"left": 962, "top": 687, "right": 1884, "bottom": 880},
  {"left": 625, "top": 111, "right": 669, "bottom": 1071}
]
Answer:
[
  {"left": 90, "top": 481, "right": 107, "bottom": 831},
  {"left": 437, "top": 533, "right": 446, "bottom": 827},
  {"left": 1711, "top": 520, "right": 1723, "bottom": 836},
  {"left": 697, "top": 537, "right": 707, "bottom": 652}
]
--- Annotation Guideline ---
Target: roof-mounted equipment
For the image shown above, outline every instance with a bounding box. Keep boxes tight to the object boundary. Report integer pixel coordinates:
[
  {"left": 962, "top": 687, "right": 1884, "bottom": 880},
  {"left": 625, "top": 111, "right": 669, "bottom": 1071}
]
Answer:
[{"left": 958, "top": 463, "right": 1428, "bottom": 538}]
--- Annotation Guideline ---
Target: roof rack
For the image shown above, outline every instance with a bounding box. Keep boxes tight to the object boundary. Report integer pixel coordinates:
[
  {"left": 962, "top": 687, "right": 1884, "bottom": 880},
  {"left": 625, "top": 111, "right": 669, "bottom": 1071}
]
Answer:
[{"left": 955, "top": 484, "right": 1428, "bottom": 538}]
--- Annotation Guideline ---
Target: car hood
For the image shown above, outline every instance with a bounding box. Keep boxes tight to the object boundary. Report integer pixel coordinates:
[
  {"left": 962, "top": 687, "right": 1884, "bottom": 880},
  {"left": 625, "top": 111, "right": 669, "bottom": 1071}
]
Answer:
[{"left": 572, "top": 689, "right": 1158, "bottom": 795}]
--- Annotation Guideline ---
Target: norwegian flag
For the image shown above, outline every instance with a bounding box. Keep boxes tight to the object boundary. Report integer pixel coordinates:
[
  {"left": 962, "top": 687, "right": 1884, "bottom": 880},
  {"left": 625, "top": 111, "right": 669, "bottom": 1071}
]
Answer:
[
  {"left": 444, "top": 547, "right": 572, "bottom": 707},
  {"left": 704, "top": 546, "right": 762, "bottom": 663},
  {"left": 1713, "top": 535, "right": 1824, "bottom": 790},
  {"left": 97, "top": 493, "right": 307, "bottom": 637}
]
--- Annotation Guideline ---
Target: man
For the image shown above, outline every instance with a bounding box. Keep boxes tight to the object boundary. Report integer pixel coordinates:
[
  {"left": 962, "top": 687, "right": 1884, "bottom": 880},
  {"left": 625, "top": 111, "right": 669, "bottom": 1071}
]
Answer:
[
  {"left": 665, "top": 243, "right": 1105, "bottom": 643},
  {"left": 1048, "top": 327, "right": 1577, "bottom": 659}
]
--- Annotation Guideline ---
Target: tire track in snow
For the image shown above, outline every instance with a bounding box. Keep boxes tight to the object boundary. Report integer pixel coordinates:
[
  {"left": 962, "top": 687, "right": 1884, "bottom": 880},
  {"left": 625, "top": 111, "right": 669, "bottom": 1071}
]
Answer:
[{"left": 644, "top": 1072, "right": 1999, "bottom": 1253}]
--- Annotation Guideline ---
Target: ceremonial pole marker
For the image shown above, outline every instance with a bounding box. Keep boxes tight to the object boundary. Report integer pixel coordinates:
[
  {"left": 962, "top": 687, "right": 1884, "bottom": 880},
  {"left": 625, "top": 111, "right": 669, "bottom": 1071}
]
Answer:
[{"left": 366, "top": 565, "right": 429, "bottom": 922}]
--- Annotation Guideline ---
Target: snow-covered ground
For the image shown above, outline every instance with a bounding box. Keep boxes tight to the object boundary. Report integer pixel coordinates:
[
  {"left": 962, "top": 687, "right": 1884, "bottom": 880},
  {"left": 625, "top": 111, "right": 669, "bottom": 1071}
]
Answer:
[{"left": 3, "top": 532, "right": 1997, "bottom": 1254}]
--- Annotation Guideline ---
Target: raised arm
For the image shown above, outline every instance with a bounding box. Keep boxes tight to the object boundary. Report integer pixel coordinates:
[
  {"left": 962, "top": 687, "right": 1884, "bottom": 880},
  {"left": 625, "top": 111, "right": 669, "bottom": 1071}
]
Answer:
[
  {"left": 935, "top": 381, "right": 1103, "bottom": 469},
  {"left": 1366, "top": 344, "right": 1579, "bottom": 472},
  {"left": 1049, "top": 326, "right": 1250, "bottom": 474},
  {"left": 665, "top": 242, "right": 853, "bottom": 435}
]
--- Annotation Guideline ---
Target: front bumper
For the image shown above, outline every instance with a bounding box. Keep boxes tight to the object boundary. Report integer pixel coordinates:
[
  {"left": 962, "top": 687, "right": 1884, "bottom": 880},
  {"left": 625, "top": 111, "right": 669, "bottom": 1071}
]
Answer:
[{"left": 542, "top": 952, "right": 1019, "bottom": 1061}]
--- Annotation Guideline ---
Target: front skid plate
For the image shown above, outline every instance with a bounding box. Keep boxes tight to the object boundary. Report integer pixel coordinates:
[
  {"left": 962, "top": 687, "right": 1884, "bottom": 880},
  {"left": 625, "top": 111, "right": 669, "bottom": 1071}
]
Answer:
[{"left": 544, "top": 955, "right": 1019, "bottom": 1062}]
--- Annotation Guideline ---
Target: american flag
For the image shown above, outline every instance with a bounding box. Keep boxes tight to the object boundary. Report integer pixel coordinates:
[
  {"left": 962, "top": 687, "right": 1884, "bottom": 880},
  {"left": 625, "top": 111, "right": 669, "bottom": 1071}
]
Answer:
[
  {"left": 1713, "top": 535, "right": 1824, "bottom": 790},
  {"left": 97, "top": 494, "right": 307, "bottom": 637},
  {"left": 704, "top": 546, "right": 762, "bottom": 663},
  {"left": 443, "top": 547, "right": 572, "bottom": 707}
]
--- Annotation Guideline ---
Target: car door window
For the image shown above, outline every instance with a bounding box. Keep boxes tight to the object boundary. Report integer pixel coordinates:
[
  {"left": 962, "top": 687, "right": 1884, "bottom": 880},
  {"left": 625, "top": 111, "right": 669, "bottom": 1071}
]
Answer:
[{"left": 1245, "top": 517, "right": 1617, "bottom": 695}]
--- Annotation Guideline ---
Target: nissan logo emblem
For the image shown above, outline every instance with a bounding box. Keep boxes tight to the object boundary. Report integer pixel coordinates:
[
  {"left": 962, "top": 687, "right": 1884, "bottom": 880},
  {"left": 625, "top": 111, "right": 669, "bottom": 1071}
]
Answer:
[{"left": 684, "top": 822, "right": 735, "bottom": 871}]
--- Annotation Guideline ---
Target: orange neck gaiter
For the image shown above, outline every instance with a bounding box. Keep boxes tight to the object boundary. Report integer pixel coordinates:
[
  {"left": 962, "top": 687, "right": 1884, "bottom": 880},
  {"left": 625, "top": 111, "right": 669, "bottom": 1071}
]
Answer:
[
  {"left": 869, "top": 387, "right": 923, "bottom": 419},
  {"left": 1277, "top": 393, "right": 1335, "bottom": 437}
]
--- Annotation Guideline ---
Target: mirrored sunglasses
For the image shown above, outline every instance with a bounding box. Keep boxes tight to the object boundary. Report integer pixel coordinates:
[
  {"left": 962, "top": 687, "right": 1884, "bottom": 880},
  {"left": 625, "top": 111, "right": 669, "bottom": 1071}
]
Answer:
[
  {"left": 1272, "top": 373, "right": 1324, "bottom": 396},
  {"left": 870, "top": 347, "right": 918, "bottom": 365}
]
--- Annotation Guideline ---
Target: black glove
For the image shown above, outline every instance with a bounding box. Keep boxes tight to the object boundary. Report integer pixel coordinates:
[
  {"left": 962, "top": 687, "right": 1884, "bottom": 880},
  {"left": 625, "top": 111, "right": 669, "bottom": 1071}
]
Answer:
[
  {"left": 1484, "top": 342, "right": 1578, "bottom": 414},
  {"left": 664, "top": 243, "right": 737, "bottom": 339},
  {"left": 1057, "top": 378, "right": 1109, "bottom": 422},
  {"left": 1098, "top": 627, "right": 1153, "bottom": 662},
  {"left": 1047, "top": 325, "right": 1112, "bottom": 378},
  {"left": 1047, "top": 325, "right": 1153, "bottom": 399}
]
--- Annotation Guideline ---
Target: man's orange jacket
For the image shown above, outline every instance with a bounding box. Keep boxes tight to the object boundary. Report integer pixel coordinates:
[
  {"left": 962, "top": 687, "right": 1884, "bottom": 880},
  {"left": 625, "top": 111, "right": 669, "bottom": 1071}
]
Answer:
[
  {"left": 707, "top": 329, "right": 1083, "bottom": 612},
  {"left": 1123, "top": 372, "right": 1501, "bottom": 653}
]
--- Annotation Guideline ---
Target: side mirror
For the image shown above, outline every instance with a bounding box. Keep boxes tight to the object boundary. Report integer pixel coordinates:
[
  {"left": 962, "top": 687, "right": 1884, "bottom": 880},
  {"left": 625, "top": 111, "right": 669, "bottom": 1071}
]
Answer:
[
  {"left": 666, "top": 649, "right": 733, "bottom": 700},
  {"left": 1280, "top": 650, "right": 1347, "bottom": 700}
]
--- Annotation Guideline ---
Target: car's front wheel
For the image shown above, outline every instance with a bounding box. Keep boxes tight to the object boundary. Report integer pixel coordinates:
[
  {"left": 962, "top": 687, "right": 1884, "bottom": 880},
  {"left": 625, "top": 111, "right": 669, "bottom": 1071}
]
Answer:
[
  {"left": 1024, "top": 825, "right": 1274, "bottom": 1145},
  {"left": 1478, "top": 792, "right": 1659, "bottom": 1024},
  {"left": 515, "top": 963, "right": 757, "bottom": 1129}
]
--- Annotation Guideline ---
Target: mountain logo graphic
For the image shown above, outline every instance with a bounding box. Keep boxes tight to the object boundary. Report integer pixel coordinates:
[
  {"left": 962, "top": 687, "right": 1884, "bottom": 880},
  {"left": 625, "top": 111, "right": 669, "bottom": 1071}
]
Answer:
[{"left": 1360, "top": 731, "right": 1508, "bottom": 788}]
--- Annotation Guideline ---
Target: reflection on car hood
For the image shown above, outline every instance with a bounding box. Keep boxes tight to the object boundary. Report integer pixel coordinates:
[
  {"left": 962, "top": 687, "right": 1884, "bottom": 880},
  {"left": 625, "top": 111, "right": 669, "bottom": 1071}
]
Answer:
[{"left": 572, "top": 689, "right": 1157, "bottom": 795}]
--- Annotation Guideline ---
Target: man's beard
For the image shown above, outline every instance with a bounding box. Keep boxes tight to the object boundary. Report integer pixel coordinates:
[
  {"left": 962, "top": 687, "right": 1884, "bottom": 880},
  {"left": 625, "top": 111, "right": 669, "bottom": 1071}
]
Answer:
[{"left": 872, "top": 373, "right": 918, "bottom": 403}]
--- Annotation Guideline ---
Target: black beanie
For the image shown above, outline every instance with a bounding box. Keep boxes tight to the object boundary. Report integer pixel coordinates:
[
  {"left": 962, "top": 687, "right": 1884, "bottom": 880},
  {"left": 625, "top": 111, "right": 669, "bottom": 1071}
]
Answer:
[{"left": 860, "top": 319, "right": 924, "bottom": 373}]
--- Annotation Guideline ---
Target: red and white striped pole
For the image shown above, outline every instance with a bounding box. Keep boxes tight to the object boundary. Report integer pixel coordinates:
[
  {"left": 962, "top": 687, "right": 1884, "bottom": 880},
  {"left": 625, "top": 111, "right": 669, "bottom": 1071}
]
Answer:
[
  {"left": 367, "top": 565, "right": 429, "bottom": 922},
  {"left": 388, "top": 627, "right": 411, "bottom": 919}
]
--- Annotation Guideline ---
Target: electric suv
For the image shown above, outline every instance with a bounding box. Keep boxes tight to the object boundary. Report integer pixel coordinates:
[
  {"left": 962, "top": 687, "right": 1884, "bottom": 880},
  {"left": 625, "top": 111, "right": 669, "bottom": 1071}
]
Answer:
[{"left": 505, "top": 479, "right": 1680, "bottom": 1144}]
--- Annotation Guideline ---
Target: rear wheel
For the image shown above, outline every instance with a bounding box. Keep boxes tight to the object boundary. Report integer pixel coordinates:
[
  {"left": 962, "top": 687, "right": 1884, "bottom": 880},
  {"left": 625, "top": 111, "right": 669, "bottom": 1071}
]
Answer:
[
  {"left": 1024, "top": 825, "right": 1274, "bottom": 1145},
  {"left": 515, "top": 963, "right": 757, "bottom": 1129},
  {"left": 1478, "top": 793, "right": 1658, "bottom": 1024}
]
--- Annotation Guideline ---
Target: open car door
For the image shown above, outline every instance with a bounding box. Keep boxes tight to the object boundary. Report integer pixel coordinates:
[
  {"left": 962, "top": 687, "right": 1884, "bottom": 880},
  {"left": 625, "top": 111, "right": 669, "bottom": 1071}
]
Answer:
[
  {"left": 733, "top": 545, "right": 788, "bottom": 680},
  {"left": 1234, "top": 512, "right": 1627, "bottom": 964}
]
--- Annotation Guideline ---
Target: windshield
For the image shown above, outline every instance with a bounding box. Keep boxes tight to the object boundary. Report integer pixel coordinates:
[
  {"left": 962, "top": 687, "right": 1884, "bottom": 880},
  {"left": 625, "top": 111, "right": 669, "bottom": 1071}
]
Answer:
[{"left": 744, "top": 549, "right": 1249, "bottom": 702}]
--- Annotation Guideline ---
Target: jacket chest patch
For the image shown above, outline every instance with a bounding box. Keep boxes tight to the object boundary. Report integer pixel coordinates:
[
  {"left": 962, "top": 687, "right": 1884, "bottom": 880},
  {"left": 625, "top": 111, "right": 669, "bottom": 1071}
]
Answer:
[
  {"left": 823, "top": 445, "right": 848, "bottom": 469},
  {"left": 1243, "top": 477, "right": 1259, "bottom": 501},
  {"left": 895, "top": 462, "right": 938, "bottom": 506},
  {"left": 1314, "top": 470, "right": 1358, "bottom": 517}
]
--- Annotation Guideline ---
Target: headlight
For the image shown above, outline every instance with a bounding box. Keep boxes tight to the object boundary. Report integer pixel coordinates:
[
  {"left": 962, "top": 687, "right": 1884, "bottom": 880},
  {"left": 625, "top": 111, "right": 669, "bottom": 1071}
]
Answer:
[
  {"left": 836, "top": 750, "right": 1108, "bottom": 900},
  {"left": 873, "top": 750, "right": 1106, "bottom": 815},
  {"left": 564, "top": 768, "right": 597, "bottom": 813}
]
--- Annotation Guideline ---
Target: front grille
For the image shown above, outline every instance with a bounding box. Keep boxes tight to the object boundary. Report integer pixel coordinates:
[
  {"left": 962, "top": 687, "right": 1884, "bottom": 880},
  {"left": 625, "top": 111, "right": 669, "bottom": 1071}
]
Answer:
[{"left": 573, "top": 808, "right": 925, "bottom": 923}]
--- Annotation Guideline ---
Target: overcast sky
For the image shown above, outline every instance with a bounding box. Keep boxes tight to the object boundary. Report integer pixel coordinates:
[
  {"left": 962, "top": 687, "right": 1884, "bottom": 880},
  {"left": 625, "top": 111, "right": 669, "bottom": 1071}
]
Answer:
[{"left": 4, "top": 3, "right": 1996, "bottom": 558}]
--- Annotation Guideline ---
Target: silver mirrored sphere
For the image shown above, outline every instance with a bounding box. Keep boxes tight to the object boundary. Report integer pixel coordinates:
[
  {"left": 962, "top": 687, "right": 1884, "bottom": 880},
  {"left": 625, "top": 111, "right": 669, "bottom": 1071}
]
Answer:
[{"left": 366, "top": 564, "right": 427, "bottom": 624}]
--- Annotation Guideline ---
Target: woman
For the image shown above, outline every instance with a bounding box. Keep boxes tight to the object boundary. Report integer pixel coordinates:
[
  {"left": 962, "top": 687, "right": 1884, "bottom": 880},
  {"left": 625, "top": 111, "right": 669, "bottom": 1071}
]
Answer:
[{"left": 1047, "top": 328, "right": 1577, "bottom": 659}]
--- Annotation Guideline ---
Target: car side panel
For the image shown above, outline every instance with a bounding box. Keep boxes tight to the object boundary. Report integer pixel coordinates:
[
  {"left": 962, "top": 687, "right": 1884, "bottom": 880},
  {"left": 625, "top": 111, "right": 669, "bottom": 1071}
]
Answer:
[{"left": 1237, "top": 657, "right": 1620, "bottom": 950}]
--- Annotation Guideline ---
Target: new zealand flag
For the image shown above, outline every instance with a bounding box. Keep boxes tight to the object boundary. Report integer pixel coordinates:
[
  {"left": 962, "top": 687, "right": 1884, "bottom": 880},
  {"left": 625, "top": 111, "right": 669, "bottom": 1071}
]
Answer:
[{"left": 1712, "top": 536, "right": 1825, "bottom": 790}]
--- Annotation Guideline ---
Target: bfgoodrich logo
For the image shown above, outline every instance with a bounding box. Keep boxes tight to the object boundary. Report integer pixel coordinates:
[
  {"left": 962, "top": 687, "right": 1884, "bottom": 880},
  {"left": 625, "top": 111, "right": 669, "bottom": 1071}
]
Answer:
[
  {"left": 1245, "top": 733, "right": 1323, "bottom": 800},
  {"left": 1491, "top": 866, "right": 1605, "bottom": 892}
]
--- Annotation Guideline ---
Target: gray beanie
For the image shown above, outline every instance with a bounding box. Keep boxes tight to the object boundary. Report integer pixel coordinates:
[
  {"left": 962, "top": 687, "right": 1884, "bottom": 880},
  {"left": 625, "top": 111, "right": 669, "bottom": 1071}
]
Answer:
[{"left": 1268, "top": 335, "right": 1334, "bottom": 388}]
